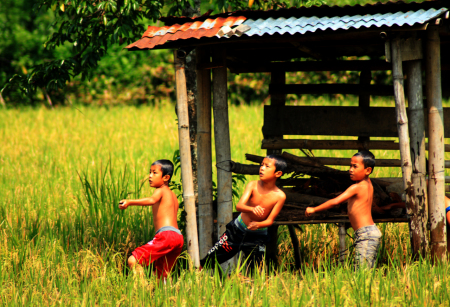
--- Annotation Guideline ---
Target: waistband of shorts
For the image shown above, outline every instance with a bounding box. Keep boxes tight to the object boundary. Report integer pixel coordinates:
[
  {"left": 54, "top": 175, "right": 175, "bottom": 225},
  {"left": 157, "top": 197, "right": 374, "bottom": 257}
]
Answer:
[
  {"left": 235, "top": 215, "right": 268, "bottom": 234},
  {"left": 354, "top": 224, "right": 379, "bottom": 234},
  {"left": 155, "top": 226, "right": 182, "bottom": 235},
  {"left": 446, "top": 206, "right": 450, "bottom": 213}
]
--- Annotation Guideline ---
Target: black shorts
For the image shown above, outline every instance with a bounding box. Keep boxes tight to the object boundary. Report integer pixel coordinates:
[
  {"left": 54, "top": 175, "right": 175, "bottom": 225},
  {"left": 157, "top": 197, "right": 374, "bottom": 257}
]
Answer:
[{"left": 200, "top": 218, "right": 269, "bottom": 268}]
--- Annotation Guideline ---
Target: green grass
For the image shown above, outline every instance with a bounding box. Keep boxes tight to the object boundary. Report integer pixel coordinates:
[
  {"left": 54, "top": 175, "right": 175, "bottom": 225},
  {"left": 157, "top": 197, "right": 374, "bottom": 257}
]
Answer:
[{"left": 0, "top": 100, "right": 449, "bottom": 305}]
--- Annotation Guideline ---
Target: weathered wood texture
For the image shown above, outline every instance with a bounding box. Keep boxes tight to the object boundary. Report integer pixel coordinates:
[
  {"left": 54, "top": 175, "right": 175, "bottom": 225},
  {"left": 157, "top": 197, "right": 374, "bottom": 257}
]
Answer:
[
  {"left": 391, "top": 38, "right": 414, "bottom": 248},
  {"left": 405, "top": 59, "right": 429, "bottom": 257},
  {"left": 261, "top": 138, "right": 450, "bottom": 151},
  {"left": 212, "top": 48, "right": 233, "bottom": 239},
  {"left": 272, "top": 217, "right": 409, "bottom": 225},
  {"left": 196, "top": 47, "right": 214, "bottom": 259},
  {"left": 229, "top": 60, "right": 391, "bottom": 73},
  {"left": 287, "top": 225, "right": 302, "bottom": 270},
  {"left": 426, "top": 27, "right": 447, "bottom": 261},
  {"left": 339, "top": 223, "right": 347, "bottom": 263},
  {"left": 263, "top": 106, "right": 450, "bottom": 137},
  {"left": 359, "top": 70, "right": 371, "bottom": 108},
  {"left": 174, "top": 51, "right": 200, "bottom": 266},
  {"left": 266, "top": 71, "right": 286, "bottom": 154},
  {"left": 269, "top": 84, "right": 394, "bottom": 96}
]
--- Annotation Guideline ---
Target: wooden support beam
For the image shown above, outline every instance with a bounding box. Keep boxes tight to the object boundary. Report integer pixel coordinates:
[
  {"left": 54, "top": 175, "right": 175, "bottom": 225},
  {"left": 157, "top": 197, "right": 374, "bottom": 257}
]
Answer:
[
  {"left": 359, "top": 70, "right": 371, "bottom": 108},
  {"left": 406, "top": 59, "right": 429, "bottom": 258},
  {"left": 269, "top": 84, "right": 394, "bottom": 96},
  {"left": 196, "top": 47, "right": 214, "bottom": 259},
  {"left": 391, "top": 38, "right": 414, "bottom": 250},
  {"left": 287, "top": 225, "right": 302, "bottom": 270},
  {"left": 212, "top": 48, "right": 233, "bottom": 242},
  {"left": 272, "top": 217, "right": 409, "bottom": 225},
  {"left": 263, "top": 106, "right": 450, "bottom": 138},
  {"left": 174, "top": 50, "right": 200, "bottom": 267},
  {"left": 426, "top": 26, "right": 447, "bottom": 261},
  {"left": 338, "top": 223, "right": 347, "bottom": 263},
  {"left": 228, "top": 60, "right": 392, "bottom": 73},
  {"left": 267, "top": 71, "right": 286, "bottom": 155},
  {"left": 261, "top": 138, "right": 450, "bottom": 151}
]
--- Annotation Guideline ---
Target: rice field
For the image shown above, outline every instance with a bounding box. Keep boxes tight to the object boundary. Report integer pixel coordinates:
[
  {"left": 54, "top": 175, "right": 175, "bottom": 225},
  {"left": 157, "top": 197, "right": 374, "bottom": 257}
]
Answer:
[{"left": 1, "top": 100, "right": 449, "bottom": 306}]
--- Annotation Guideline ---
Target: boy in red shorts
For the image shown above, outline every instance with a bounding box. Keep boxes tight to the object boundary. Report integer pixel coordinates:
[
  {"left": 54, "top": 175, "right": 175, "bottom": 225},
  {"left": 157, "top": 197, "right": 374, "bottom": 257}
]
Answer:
[{"left": 119, "top": 159, "right": 183, "bottom": 280}]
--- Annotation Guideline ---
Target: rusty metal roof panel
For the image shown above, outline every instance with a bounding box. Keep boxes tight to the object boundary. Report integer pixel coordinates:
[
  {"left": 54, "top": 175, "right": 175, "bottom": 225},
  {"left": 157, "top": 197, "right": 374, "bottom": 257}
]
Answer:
[{"left": 239, "top": 8, "right": 448, "bottom": 37}]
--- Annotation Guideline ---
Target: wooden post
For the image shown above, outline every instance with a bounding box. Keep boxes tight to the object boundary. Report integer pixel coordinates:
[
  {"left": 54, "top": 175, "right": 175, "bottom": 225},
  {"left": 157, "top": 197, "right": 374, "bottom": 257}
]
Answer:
[
  {"left": 359, "top": 70, "right": 371, "bottom": 109},
  {"left": 338, "top": 223, "right": 347, "bottom": 263},
  {"left": 174, "top": 50, "right": 200, "bottom": 267},
  {"left": 287, "top": 225, "right": 302, "bottom": 270},
  {"left": 196, "top": 47, "right": 214, "bottom": 259},
  {"left": 406, "top": 59, "right": 429, "bottom": 257},
  {"left": 212, "top": 48, "right": 233, "bottom": 238},
  {"left": 426, "top": 26, "right": 447, "bottom": 261},
  {"left": 391, "top": 37, "right": 414, "bottom": 235}
]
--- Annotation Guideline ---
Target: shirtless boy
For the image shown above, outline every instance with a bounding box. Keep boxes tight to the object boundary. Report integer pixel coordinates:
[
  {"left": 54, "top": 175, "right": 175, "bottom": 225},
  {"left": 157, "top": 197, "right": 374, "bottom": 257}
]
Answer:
[
  {"left": 200, "top": 155, "right": 287, "bottom": 269},
  {"left": 119, "top": 160, "right": 183, "bottom": 279},
  {"left": 306, "top": 150, "right": 381, "bottom": 269}
]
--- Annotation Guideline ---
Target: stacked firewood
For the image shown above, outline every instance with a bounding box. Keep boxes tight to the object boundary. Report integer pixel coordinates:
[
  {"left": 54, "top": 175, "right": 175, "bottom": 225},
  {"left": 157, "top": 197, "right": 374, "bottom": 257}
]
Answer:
[{"left": 230, "top": 152, "right": 405, "bottom": 221}]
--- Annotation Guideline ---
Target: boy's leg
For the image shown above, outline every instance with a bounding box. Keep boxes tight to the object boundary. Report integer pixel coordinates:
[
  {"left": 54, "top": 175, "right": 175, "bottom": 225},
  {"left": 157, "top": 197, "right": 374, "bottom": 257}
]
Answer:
[
  {"left": 200, "top": 222, "right": 242, "bottom": 268},
  {"left": 240, "top": 233, "right": 268, "bottom": 272},
  {"left": 354, "top": 225, "right": 382, "bottom": 269}
]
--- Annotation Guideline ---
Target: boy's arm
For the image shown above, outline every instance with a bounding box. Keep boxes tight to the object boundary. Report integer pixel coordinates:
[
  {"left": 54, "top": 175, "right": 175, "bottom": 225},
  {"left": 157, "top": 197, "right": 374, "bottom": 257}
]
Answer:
[
  {"left": 305, "top": 185, "right": 358, "bottom": 217},
  {"left": 247, "top": 194, "right": 286, "bottom": 230},
  {"left": 236, "top": 181, "right": 264, "bottom": 217},
  {"left": 119, "top": 189, "right": 163, "bottom": 209}
]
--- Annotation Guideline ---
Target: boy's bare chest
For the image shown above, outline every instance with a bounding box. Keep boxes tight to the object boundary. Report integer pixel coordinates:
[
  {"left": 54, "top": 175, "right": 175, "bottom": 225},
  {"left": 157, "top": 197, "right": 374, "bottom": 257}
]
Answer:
[{"left": 248, "top": 190, "right": 277, "bottom": 208}]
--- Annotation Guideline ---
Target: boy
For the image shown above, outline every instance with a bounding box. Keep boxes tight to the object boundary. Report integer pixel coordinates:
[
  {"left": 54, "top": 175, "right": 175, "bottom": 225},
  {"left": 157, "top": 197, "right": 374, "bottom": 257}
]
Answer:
[
  {"left": 305, "top": 150, "right": 381, "bottom": 269},
  {"left": 119, "top": 159, "right": 183, "bottom": 279},
  {"left": 200, "top": 155, "right": 287, "bottom": 269}
]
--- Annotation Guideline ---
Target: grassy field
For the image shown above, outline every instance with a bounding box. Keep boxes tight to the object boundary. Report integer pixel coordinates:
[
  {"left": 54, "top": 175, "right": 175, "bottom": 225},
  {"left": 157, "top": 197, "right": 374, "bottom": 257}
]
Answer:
[{"left": 1, "top": 101, "right": 449, "bottom": 306}]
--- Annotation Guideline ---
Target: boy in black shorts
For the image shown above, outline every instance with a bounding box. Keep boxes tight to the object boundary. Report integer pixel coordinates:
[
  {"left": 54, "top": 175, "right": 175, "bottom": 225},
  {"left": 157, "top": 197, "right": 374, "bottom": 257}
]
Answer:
[{"left": 200, "top": 155, "right": 287, "bottom": 269}]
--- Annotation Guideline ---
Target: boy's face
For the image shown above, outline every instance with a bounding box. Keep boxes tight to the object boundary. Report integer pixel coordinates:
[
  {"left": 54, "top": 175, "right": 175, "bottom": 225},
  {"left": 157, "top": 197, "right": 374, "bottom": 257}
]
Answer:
[
  {"left": 349, "top": 156, "right": 372, "bottom": 181},
  {"left": 149, "top": 164, "right": 170, "bottom": 188},
  {"left": 260, "top": 158, "right": 282, "bottom": 181}
]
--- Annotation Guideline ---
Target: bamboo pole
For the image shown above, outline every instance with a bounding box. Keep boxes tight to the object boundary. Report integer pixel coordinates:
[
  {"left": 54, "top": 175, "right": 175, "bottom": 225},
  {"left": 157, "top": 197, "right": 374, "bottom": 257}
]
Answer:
[
  {"left": 426, "top": 26, "right": 447, "bottom": 261},
  {"left": 212, "top": 48, "right": 233, "bottom": 238},
  {"left": 196, "top": 47, "right": 214, "bottom": 259},
  {"left": 406, "top": 59, "right": 429, "bottom": 257},
  {"left": 174, "top": 50, "right": 200, "bottom": 267},
  {"left": 391, "top": 37, "right": 414, "bottom": 241}
]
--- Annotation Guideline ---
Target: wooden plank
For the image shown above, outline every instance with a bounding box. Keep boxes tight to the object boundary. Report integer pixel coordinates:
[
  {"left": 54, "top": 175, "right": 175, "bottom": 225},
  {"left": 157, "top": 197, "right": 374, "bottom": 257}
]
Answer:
[
  {"left": 272, "top": 217, "right": 409, "bottom": 225},
  {"left": 263, "top": 106, "right": 450, "bottom": 138},
  {"left": 269, "top": 84, "right": 394, "bottom": 96},
  {"left": 261, "top": 138, "right": 450, "bottom": 151},
  {"left": 229, "top": 60, "right": 391, "bottom": 73}
]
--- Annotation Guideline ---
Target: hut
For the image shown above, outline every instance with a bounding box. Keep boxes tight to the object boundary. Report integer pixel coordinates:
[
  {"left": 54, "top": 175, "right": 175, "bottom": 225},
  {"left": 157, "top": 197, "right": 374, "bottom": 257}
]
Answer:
[{"left": 126, "top": 0, "right": 450, "bottom": 266}]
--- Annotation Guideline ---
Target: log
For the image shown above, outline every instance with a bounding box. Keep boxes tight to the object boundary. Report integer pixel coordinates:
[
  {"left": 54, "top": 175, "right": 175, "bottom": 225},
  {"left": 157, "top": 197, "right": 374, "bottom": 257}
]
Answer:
[
  {"left": 338, "top": 222, "right": 347, "bottom": 263},
  {"left": 261, "top": 138, "right": 450, "bottom": 152},
  {"left": 245, "top": 153, "right": 350, "bottom": 178},
  {"left": 174, "top": 50, "right": 200, "bottom": 266},
  {"left": 282, "top": 189, "right": 330, "bottom": 205},
  {"left": 230, "top": 161, "right": 260, "bottom": 175},
  {"left": 426, "top": 26, "right": 447, "bottom": 261},
  {"left": 391, "top": 37, "right": 414, "bottom": 256},
  {"left": 196, "top": 47, "right": 214, "bottom": 259},
  {"left": 272, "top": 217, "right": 409, "bottom": 225},
  {"left": 406, "top": 59, "right": 429, "bottom": 257},
  {"left": 269, "top": 84, "right": 394, "bottom": 96}
]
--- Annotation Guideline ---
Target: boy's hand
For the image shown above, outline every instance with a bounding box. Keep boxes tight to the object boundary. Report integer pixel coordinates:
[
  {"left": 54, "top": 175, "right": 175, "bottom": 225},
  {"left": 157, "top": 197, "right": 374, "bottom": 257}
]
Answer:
[
  {"left": 252, "top": 206, "right": 265, "bottom": 217},
  {"left": 247, "top": 222, "right": 259, "bottom": 230},
  {"left": 119, "top": 200, "right": 128, "bottom": 210},
  {"left": 305, "top": 207, "right": 315, "bottom": 217}
]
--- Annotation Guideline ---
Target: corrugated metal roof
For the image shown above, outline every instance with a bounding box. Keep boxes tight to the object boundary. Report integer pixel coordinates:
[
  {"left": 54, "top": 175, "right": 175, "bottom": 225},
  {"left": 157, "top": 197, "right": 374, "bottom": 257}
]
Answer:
[
  {"left": 126, "top": 16, "right": 246, "bottom": 50},
  {"left": 237, "top": 7, "right": 447, "bottom": 37},
  {"left": 126, "top": 2, "right": 448, "bottom": 51}
]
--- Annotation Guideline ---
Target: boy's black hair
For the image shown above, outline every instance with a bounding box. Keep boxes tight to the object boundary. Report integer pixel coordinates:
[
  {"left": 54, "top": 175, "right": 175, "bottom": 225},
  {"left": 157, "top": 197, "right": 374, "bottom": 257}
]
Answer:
[
  {"left": 353, "top": 150, "right": 376, "bottom": 174},
  {"left": 151, "top": 159, "right": 174, "bottom": 181},
  {"left": 266, "top": 154, "right": 287, "bottom": 174}
]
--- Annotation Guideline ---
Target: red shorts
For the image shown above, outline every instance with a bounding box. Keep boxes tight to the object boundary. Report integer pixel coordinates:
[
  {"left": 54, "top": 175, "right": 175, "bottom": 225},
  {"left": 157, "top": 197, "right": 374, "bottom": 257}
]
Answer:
[{"left": 132, "top": 230, "right": 184, "bottom": 278}]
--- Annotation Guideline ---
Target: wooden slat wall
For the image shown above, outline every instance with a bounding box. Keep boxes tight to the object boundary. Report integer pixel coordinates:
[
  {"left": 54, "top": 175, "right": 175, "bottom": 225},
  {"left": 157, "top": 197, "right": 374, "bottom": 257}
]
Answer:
[{"left": 263, "top": 106, "right": 450, "bottom": 138}]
